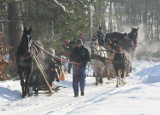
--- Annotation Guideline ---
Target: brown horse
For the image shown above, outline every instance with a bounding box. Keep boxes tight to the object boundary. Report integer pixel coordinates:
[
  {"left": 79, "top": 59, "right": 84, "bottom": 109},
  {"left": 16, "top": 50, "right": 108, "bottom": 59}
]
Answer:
[{"left": 111, "top": 41, "right": 131, "bottom": 87}]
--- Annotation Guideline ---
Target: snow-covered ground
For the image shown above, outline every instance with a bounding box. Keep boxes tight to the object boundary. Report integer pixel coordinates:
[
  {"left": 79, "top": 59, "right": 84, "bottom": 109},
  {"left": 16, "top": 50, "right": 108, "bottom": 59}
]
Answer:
[{"left": 0, "top": 60, "right": 160, "bottom": 115}]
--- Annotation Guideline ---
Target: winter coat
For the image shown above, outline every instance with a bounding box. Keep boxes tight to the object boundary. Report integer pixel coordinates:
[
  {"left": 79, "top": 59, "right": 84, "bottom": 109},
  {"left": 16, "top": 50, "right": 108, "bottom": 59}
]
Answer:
[
  {"left": 70, "top": 45, "right": 90, "bottom": 67},
  {"left": 96, "top": 31, "right": 105, "bottom": 46}
]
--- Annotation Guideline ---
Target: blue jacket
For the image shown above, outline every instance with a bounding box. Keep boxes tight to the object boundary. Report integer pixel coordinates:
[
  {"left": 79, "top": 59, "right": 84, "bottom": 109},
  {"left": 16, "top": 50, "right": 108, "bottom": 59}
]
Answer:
[{"left": 96, "top": 31, "right": 105, "bottom": 46}]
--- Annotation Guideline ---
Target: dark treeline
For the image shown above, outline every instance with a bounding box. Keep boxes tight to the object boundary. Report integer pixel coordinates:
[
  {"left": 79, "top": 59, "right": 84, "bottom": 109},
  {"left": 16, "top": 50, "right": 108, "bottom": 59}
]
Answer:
[{"left": 0, "top": 0, "right": 160, "bottom": 77}]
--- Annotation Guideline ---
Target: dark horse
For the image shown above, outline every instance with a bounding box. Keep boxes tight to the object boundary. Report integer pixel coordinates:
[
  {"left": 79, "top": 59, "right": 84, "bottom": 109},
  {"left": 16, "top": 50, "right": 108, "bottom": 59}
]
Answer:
[
  {"left": 16, "top": 27, "right": 60, "bottom": 98},
  {"left": 105, "top": 27, "right": 139, "bottom": 57},
  {"left": 16, "top": 27, "right": 33, "bottom": 98},
  {"left": 111, "top": 41, "right": 131, "bottom": 87}
]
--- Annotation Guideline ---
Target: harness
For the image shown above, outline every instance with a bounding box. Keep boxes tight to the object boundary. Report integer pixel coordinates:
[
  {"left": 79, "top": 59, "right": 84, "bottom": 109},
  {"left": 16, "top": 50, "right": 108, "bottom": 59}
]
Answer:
[
  {"left": 113, "top": 51, "right": 129, "bottom": 66},
  {"left": 91, "top": 54, "right": 110, "bottom": 64},
  {"left": 91, "top": 45, "right": 108, "bottom": 61}
]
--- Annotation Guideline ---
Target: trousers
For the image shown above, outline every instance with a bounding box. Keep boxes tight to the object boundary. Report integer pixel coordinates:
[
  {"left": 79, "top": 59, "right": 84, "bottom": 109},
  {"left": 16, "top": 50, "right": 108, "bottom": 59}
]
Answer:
[{"left": 72, "top": 65, "right": 86, "bottom": 96}]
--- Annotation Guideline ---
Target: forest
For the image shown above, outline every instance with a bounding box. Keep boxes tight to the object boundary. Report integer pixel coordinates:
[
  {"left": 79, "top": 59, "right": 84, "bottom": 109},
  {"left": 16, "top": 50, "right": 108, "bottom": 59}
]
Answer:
[{"left": 0, "top": 0, "right": 160, "bottom": 78}]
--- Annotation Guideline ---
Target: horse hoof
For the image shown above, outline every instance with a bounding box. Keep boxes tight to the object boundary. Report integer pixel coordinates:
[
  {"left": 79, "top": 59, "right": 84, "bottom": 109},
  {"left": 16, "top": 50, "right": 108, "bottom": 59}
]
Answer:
[
  {"left": 99, "top": 80, "right": 103, "bottom": 84},
  {"left": 22, "top": 94, "right": 26, "bottom": 98},
  {"left": 23, "top": 95, "right": 28, "bottom": 98}
]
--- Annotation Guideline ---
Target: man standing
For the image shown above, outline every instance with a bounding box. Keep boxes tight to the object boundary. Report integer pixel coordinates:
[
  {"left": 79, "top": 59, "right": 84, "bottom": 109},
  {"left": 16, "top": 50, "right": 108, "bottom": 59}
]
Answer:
[
  {"left": 94, "top": 27, "right": 105, "bottom": 46},
  {"left": 70, "top": 39, "right": 90, "bottom": 97}
]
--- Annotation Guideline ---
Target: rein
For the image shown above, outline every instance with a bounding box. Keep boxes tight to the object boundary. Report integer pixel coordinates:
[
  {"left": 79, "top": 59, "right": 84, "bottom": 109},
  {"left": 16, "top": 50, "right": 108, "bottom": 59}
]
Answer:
[
  {"left": 23, "top": 53, "right": 32, "bottom": 60},
  {"left": 54, "top": 57, "right": 80, "bottom": 65},
  {"left": 115, "top": 51, "right": 124, "bottom": 54},
  {"left": 32, "top": 41, "right": 80, "bottom": 65}
]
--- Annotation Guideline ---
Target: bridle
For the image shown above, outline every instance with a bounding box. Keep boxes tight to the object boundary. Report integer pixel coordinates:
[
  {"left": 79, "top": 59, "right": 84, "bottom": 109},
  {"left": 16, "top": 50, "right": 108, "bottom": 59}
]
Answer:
[{"left": 18, "top": 34, "right": 32, "bottom": 61}]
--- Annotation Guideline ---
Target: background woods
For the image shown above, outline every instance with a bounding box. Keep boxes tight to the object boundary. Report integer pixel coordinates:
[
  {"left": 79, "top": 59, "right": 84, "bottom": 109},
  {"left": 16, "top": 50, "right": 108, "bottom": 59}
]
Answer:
[{"left": 0, "top": 0, "right": 160, "bottom": 78}]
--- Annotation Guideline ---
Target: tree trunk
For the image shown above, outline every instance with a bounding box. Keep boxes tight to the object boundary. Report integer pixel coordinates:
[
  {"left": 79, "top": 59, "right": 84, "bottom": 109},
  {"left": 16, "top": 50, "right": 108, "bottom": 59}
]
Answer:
[{"left": 8, "top": 3, "right": 19, "bottom": 59}]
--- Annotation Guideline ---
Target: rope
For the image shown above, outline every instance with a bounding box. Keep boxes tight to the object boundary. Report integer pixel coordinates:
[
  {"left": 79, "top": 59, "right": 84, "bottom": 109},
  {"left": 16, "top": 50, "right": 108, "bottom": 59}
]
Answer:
[
  {"left": 32, "top": 41, "right": 80, "bottom": 65},
  {"left": 54, "top": 57, "right": 80, "bottom": 65}
]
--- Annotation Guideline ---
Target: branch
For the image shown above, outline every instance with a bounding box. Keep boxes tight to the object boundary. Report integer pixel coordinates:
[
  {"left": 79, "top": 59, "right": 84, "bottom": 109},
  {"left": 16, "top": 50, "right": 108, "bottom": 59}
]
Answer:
[{"left": 52, "top": 0, "right": 66, "bottom": 11}]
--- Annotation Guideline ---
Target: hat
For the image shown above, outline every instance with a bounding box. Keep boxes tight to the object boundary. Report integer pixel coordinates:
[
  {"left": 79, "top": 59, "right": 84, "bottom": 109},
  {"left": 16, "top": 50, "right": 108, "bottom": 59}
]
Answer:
[{"left": 76, "top": 39, "right": 83, "bottom": 45}]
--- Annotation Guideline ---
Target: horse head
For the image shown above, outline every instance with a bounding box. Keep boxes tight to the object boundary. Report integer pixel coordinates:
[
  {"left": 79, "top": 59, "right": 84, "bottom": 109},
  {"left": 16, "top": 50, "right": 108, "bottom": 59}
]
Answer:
[
  {"left": 128, "top": 27, "right": 138, "bottom": 46},
  {"left": 20, "top": 27, "right": 32, "bottom": 54},
  {"left": 110, "top": 40, "right": 123, "bottom": 53},
  {"left": 90, "top": 39, "right": 99, "bottom": 54}
]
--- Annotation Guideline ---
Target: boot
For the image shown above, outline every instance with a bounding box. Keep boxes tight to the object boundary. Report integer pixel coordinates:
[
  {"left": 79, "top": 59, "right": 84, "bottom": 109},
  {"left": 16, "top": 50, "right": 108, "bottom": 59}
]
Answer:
[{"left": 81, "top": 91, "right": 84, "bottom": 96}]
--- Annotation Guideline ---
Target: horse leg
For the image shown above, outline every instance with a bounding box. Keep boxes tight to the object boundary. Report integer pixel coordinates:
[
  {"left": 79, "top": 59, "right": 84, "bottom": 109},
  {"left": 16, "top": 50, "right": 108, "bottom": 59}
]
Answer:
[
  {"left": 33, "top": 71, "right": 39, "bottom": 96},
  {"left": 115, "top": 69, "right": 119, "bottom": 87},
  {"left": 126, "top": 62, "right": 131, "bottom": 77},
  {"left": 98, "top": 74, "right": 103, "bottom": 84},
  {"left": 122, "top": 67, "right": 128, "bottom": 86},
  {"left": 123, "top": 67, "right": 128, "bottom": 85},
  {"left": 95, "top": 76, "right": 98, "bottom": 86},
  {"left": 95, "top": 74, "right": 102, "bottom": 85},
  {"left": 19, "top": 73, "right": 25, "bottom": 98},
  {"left": 99, "top": 76, "right": 103, "bottom": 84},
  {"left": 99, "top": 68, "right": 104, "bottom": 84},
  {"left": 25, "top": 69, "right": 32, "bottom": 97},
  {"left": 30, "top": 70, "right": 39, "bottom": 96},
  {"left": 94, "top": 72, "right": 99, "bottom": 86},
  {"left": 18, "top": 67, "right": 25, "bottom": 98},
  {"left": 24, "top": 76, "right": 29, "bottom": 97},
  {"left": 28, "top": 78, "right": 33, "bottom": 97},
  {"left": 106, "top": 68, "right": 111, "bottom": 80},
  {"left": 118, "top": 69, "right": 122, "bottom": 86},
  {"left": 121, "top": 69, "right": 124, "bottom": 86},
  {"left": 34, "top": 73, "right": 39, "bottom": 96}
]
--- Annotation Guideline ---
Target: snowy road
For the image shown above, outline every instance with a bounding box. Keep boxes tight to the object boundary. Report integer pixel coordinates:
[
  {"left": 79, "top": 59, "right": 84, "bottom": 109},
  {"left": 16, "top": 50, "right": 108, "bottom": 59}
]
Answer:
[{"left": 0, "top": 60, "right": 160, "bottom": 115}]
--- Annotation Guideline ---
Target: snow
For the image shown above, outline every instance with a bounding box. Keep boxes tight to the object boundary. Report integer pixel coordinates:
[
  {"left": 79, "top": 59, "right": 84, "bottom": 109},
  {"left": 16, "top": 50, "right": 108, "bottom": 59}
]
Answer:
[{"left": 0, "top": 60, "right": 160, "bottom": 115}]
